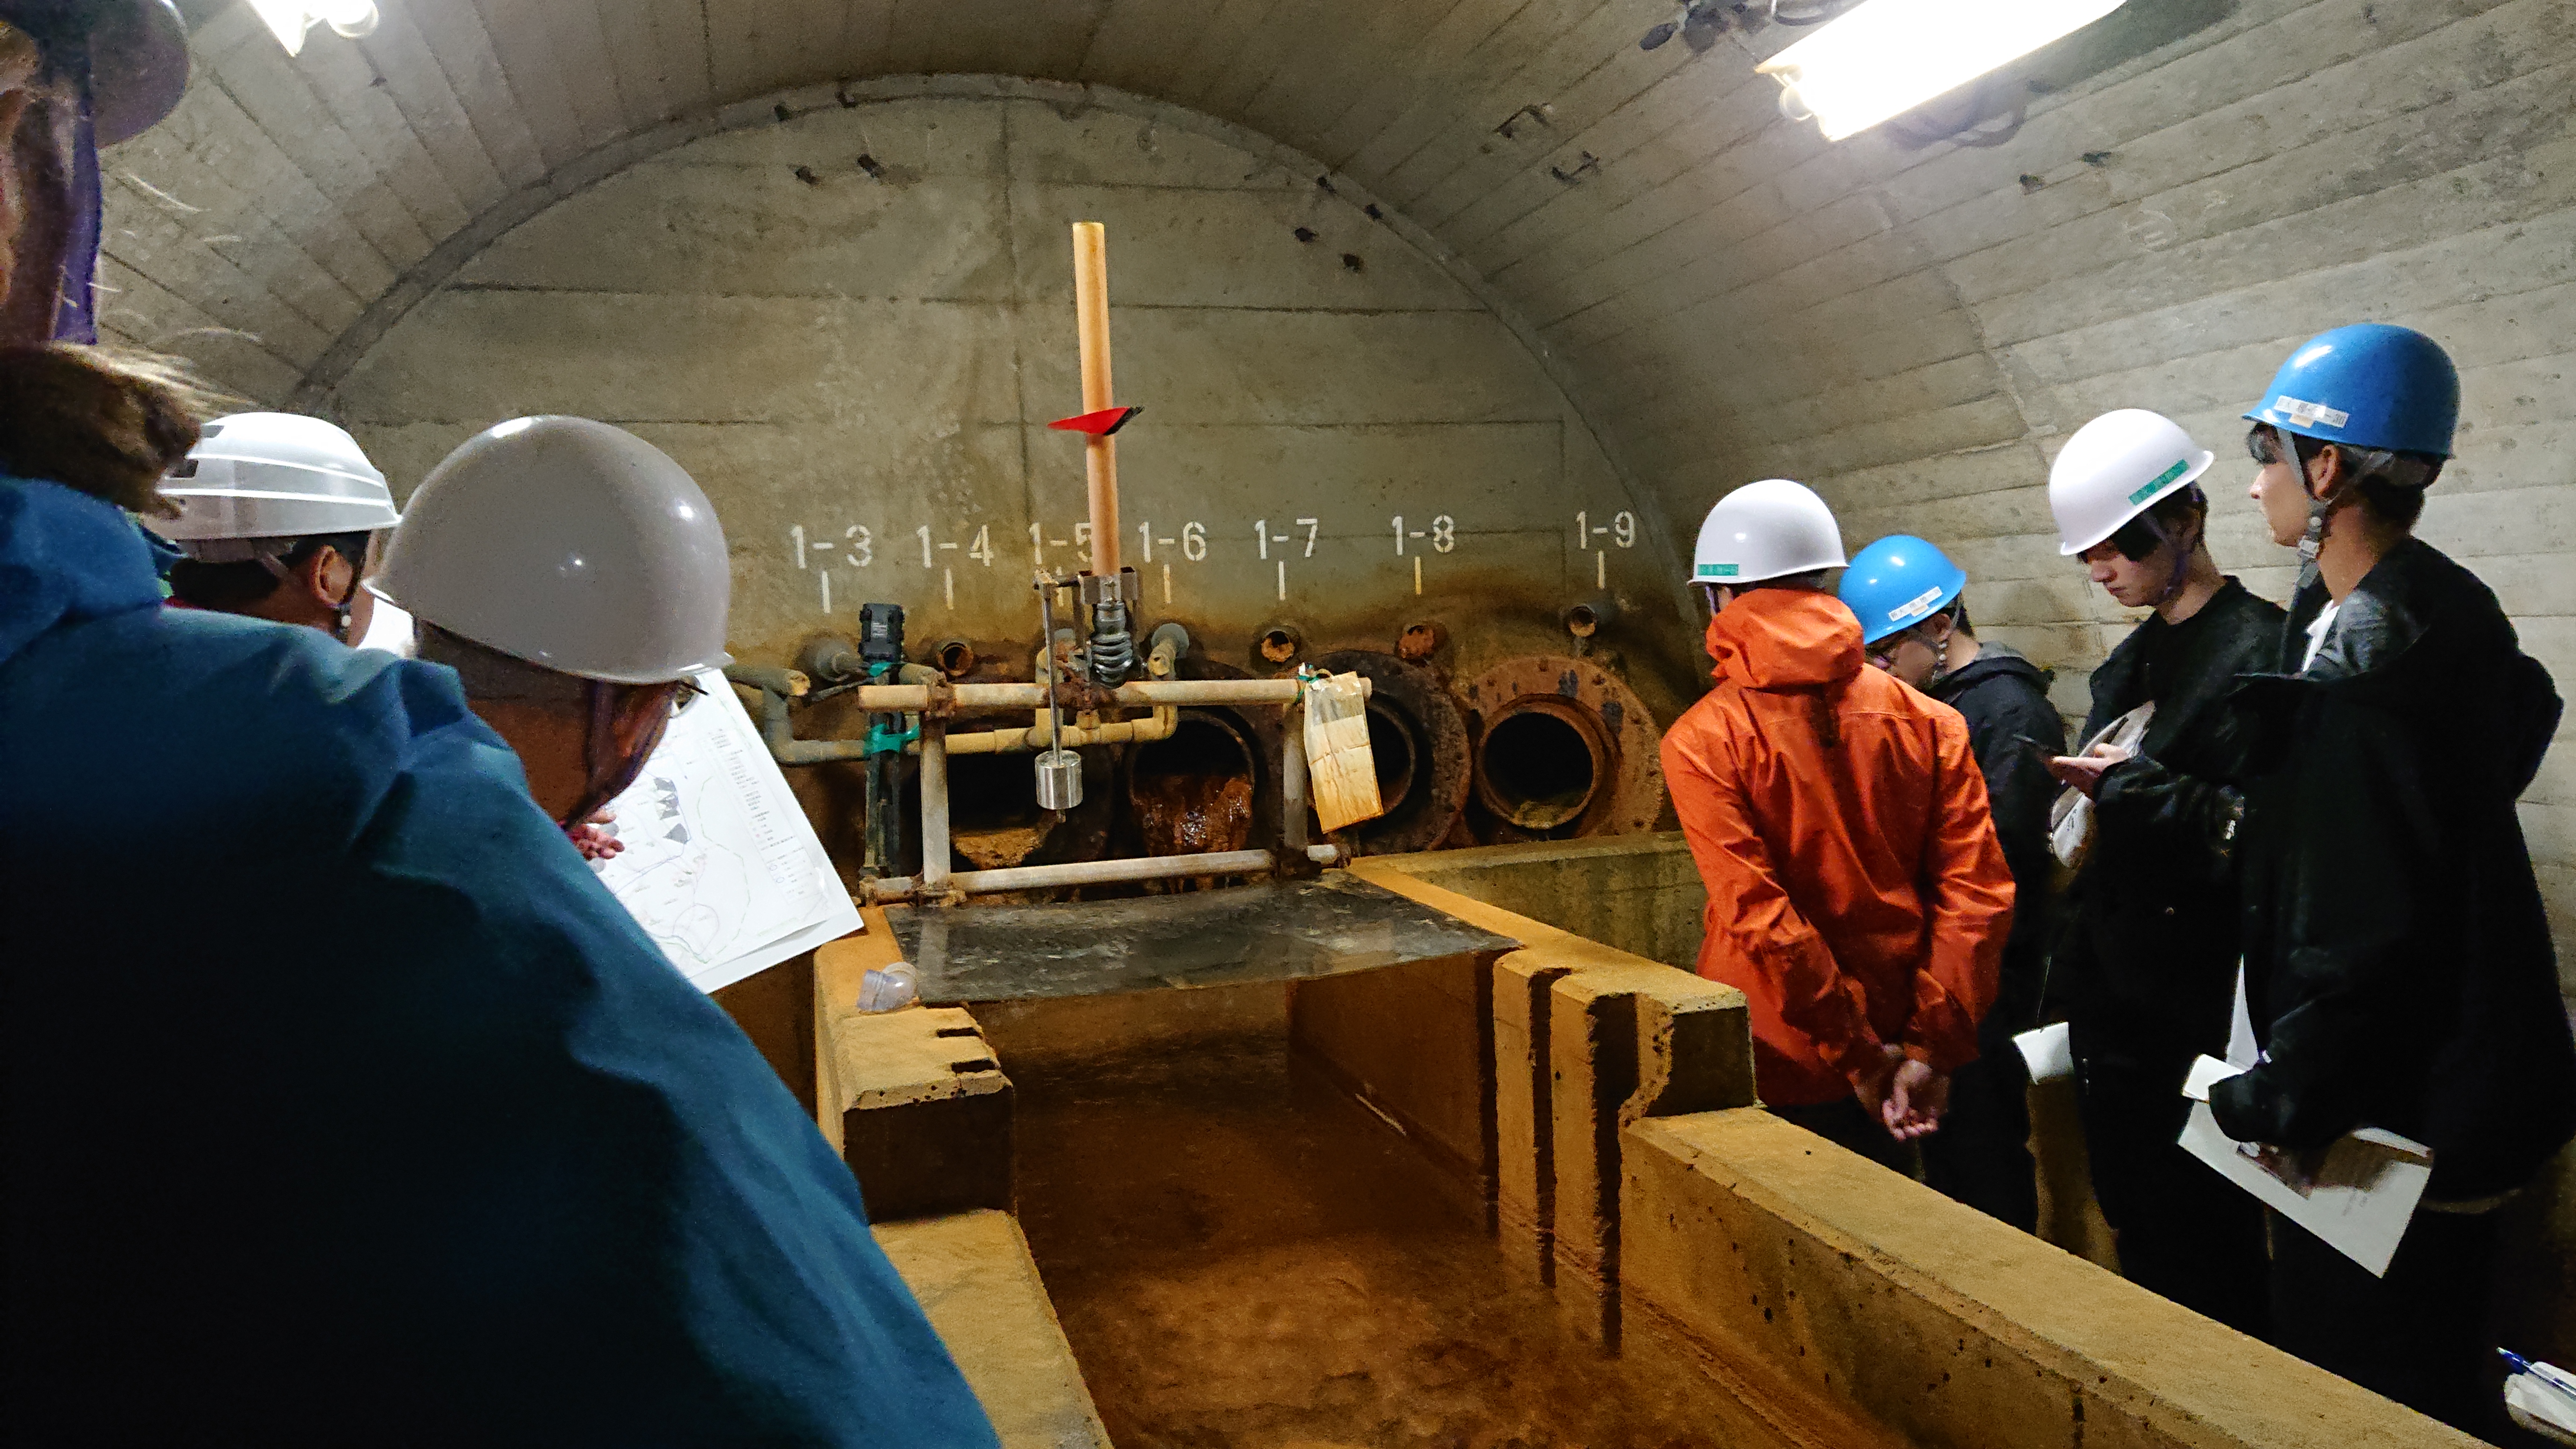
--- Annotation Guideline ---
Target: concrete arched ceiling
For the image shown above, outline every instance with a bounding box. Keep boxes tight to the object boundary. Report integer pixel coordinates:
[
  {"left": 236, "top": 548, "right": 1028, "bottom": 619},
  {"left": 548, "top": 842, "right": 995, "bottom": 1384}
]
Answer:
[{"left": 105, "top": 0, "right": 2576, "bottom": 598}]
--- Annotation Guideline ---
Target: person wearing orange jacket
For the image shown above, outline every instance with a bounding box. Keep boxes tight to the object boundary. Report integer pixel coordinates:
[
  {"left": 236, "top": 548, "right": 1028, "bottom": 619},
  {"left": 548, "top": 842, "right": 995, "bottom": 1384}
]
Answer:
[{"left": 1661, "top": 479, "right": 2016, "bottom": 1169}]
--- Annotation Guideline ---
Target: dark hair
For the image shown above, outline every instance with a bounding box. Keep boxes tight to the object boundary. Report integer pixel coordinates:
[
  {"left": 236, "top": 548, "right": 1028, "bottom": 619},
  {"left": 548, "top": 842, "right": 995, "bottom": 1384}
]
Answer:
[
  {"left": 2105, "top": 485, "right": 2206, "bottom": 562},
  {"left": 0, "top": 344, "right": 223, "bottom": 513},
  {"left": 2247, "top": 424, "right": 2438, "bottom": 529},
  {"left": 167, "top": 531, "right": 371, "bottom": 610}
]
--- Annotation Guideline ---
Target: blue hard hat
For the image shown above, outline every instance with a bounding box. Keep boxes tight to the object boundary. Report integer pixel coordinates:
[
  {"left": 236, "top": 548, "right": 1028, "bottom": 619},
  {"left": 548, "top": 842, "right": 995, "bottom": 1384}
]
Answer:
[
  {"left": 1838, "top": 535, "right": 1967, "bottom": 646},
  {"left": 2243, "top": 323, "right": 2459, "bottom": 457}
]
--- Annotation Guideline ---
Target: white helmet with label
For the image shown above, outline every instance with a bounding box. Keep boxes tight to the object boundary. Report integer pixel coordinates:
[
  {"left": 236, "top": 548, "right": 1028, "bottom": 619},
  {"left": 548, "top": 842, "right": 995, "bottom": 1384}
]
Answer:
[
  {"left": 2048, "top": 409, "right": 2215, "bottom": 555},
  {"left": 149, "top": 412, "right": 400, "bottom": 561},
  {"left": 1689, "top": 478, "right": 1845, "bottom": 586},
  {"left": 373, "top": 417, "right": 731, "bottom": 685}
]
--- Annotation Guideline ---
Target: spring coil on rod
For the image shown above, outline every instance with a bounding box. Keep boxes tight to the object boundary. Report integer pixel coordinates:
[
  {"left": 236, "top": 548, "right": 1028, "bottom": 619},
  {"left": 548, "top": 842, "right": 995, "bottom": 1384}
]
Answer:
[{"left": 1088, "top": 598, "right": 1134, "bottom": 685}]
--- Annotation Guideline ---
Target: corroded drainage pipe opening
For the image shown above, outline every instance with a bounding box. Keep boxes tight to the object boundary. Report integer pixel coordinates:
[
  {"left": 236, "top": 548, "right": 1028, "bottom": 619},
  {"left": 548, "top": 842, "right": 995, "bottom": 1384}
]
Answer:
[
  {"left": 1366, "top": 702, "right": 1417, "bottom": 812},
  {"left": 1475, "top": 700, "right": 1607, "bottom": 832},
  {"left": 1127, "top": 711, "right": 1258, "bottom": 856},
  {"left": 947, "top": 750, "right": 1054, "bottom": 870}
]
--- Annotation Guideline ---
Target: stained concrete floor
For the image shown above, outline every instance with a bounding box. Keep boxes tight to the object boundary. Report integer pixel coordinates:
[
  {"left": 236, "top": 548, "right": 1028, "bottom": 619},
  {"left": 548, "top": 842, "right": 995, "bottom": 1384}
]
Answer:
[{"left": 1009, "top": 1026, "right": 1802, "bottom": 1449}]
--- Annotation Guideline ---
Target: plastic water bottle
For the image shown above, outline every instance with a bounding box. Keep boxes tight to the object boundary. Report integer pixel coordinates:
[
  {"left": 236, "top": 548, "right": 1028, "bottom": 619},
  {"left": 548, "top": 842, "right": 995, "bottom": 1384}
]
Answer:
[{"left": 856, "top": 962, "right": 919, "bottom": 1013}]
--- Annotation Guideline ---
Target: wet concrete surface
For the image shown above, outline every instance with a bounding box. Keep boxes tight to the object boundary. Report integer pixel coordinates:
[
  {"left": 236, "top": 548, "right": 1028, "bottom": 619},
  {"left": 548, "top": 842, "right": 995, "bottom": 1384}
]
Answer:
[
  {"left": 889, "top": 876, "right": 1518, "bottom": 1003},
  {"left": 1010, "top": 1029, "right": 1798, "bottom": 1449}
]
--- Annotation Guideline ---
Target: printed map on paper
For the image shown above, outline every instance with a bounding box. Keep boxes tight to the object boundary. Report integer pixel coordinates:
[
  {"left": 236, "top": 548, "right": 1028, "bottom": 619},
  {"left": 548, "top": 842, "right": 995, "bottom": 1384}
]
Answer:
[{"left": 592, "top": 670, "right": 859, "bottom": 993}]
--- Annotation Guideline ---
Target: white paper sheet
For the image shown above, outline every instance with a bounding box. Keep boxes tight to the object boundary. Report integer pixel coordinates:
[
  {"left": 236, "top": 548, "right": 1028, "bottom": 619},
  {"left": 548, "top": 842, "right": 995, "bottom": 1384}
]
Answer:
[
  {"left": 2507, "top": 1368, "right": 2576, "bottom": 1443},
  {"left": 2013, "top": 1020, "right": 2072, "bottom": 1082},
  {"left": 590, "top": 669, "right": 860, "bottom": 994},
  {"left": 2177, "top": 1054, "right": 2431, "bottom": 1278}
]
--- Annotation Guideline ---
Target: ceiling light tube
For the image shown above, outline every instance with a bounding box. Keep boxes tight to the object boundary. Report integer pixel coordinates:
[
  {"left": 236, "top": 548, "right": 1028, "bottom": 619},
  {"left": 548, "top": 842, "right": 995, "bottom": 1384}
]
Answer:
[
  {"left": 245, "top": 0, "right": 313, "bottom": 55},
  {"left": 248, "top": 0, "right": 380, "bottom": 56},
  {"left": 1757, "top": 0, "right": 2126, "bottom": 140}
]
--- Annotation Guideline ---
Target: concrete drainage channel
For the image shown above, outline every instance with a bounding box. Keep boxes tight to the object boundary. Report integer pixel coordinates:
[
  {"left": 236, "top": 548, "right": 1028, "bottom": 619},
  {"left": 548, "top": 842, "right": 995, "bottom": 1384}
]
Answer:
[{"left": 809, "top": 840, "right": 2480, "bottom": 1449}]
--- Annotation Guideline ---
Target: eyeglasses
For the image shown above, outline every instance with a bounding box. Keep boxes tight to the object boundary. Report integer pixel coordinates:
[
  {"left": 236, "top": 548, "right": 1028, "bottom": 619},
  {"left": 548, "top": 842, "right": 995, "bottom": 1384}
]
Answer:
[
  {"left": 2246, "top": 425, "right": 2291, "bottom": 466},
  {"left": 669, "top": 677, "right": 707, "bottom": 717}
]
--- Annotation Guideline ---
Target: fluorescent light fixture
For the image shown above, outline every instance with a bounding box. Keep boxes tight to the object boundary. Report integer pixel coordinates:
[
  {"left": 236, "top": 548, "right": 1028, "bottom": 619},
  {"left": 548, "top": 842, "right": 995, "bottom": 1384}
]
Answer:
[
  {"left": 248, "top": 0, "right": 380, "bottom": 56},
  {"left": 1757, "top": 0, "right": 2126, "bottom": 140}
]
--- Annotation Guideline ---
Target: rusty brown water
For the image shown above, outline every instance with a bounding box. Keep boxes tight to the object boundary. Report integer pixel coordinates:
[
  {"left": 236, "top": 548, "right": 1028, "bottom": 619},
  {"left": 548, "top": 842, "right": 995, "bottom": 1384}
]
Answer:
[
  {"left": 1010, "top": 1030, "right": 1800, "bottom": 1449},
  {"left": 1131, "top": 772, "right": 1255, "bottom": 857}
]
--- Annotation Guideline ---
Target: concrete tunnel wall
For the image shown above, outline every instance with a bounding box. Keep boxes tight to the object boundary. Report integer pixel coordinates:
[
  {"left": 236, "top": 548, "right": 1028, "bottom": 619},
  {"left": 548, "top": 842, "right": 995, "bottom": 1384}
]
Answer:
[{"left": 307, "top": 85, "right": 1702, "bottom": 711}]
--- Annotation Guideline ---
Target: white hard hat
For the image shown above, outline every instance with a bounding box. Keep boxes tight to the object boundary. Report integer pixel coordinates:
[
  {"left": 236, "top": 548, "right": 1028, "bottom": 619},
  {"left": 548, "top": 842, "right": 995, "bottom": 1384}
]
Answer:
[
  {"left": 150, "top": 412, "right": 399, "bottom": 559},
  {"left": 2048, "top": 409, "right": 2215, "bottom": 556},
  {"left": 374, "top": 417, "right": 731, "bottom": 685},
  {"left": 1690, "top": 478, "right": 1845, "bottom": 585}
]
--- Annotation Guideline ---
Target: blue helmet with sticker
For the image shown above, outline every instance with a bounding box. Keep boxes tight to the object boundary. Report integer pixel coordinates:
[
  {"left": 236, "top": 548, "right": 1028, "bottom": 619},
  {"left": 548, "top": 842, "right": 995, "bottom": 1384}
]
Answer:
[
  {"left": 1838, "top": 535, "right": 1967, "bottom": 647},
  {"left": 2243, "top": 323, "right": 2459, "bottom": 458}
]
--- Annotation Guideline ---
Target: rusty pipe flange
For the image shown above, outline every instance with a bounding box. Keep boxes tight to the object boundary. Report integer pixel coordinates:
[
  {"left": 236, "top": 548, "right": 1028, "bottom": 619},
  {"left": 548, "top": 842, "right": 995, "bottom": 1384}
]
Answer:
[
  {"left": 1462, "top": 654, "right": 1664, "bottom": 842},
  {"left": 1308, "top": 649, "right": 1470, "bottom": 856}
]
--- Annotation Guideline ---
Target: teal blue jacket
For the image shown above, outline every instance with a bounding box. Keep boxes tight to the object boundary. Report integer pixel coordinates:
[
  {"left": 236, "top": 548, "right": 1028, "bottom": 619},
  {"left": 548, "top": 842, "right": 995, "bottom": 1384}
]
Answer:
[{"left": 0, "top": 476, "right": 996, "bottom": 1447}]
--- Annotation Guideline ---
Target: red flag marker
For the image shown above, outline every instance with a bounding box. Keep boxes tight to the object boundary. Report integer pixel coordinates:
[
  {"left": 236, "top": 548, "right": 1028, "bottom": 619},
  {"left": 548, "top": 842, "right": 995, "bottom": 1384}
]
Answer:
[{"left": 1047, "top": 405, "right": 1142, "bottom": 437}]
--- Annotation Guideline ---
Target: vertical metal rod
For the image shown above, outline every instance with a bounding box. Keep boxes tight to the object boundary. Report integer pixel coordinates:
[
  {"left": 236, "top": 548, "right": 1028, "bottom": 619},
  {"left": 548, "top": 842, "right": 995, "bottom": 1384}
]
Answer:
[
  {"left": 1281, "top": 695, "right": 1310, "bottom": 853},
  {"left": 919, "top": 718, "right": 951, "bottom": 895},
  {"left": 860, "top": 747, "right": 882, "bottom": 876},
  {"left": 1071, "top": 221, "right": 1120, "bottom": 579},
  {"left": 1040, "top": 578, "right": 1064, "bottom": 752}
]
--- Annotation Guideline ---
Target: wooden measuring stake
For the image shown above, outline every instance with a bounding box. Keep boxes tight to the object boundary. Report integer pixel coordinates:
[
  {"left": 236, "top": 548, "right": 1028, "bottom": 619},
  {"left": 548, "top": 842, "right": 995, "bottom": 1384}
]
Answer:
[{"left": 1071, "top": 221, "right": 1120, "bottom": 579}]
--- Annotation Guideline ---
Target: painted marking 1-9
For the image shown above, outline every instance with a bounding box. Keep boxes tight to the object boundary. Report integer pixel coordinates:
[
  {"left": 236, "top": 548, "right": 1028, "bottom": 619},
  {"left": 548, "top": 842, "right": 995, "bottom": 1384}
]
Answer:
[{"left": 1575, "top": 510, "right": 1635, "bottom": 549}]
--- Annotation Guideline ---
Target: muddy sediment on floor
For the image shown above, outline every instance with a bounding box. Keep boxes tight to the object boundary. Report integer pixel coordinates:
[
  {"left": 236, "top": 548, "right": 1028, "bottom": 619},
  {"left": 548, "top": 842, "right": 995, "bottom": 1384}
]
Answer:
[{"left": 1009, "top": 1031, "right": 1796, "bottom": 1449}]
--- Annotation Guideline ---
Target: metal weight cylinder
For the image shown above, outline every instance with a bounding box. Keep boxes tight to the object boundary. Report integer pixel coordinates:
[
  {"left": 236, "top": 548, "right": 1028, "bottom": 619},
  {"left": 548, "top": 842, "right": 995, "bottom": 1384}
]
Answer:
[{"left": 1035, "top": 748, "right": 1084, "bottom": 811}]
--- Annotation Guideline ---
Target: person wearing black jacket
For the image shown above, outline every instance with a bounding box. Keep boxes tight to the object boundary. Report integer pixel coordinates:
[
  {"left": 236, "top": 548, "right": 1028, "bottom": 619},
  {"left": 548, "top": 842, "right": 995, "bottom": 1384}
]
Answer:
[
  {"left": 2217, "top": 325, "right": 2576, "bottom": 1433},
  {"left": 1842, "top": 534, "right": 2064, "bottom": 1229},
  {"left": 2041, "top": 410, "right": 2283, "bottom": 1338}
]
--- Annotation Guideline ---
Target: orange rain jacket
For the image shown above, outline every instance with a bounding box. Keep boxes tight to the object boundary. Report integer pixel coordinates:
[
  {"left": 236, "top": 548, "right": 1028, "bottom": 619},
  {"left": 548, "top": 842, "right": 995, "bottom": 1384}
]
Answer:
[{"left": 1661, "top": 589, "right": 2014, "bottom": 1107}]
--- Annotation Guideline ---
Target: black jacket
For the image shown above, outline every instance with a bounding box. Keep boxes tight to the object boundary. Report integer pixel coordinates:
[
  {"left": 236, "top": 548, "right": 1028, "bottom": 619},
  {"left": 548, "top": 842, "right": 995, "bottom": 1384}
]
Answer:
[
  {"left": 1928, "top": 641, "right": 2064, "bottom": 1039},
  {"left": 2211, "top": 541, "right": 2576, "bottom": 1200},
  {"left": 2059, "top": 579, "right": 2286, "bottom": 1074}
]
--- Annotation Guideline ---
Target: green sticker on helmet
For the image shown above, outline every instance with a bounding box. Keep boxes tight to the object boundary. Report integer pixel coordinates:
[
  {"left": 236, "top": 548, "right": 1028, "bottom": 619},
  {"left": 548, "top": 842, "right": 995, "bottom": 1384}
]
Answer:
[
  {"left": 1695, "top": 563, "right": 1741, "bottom": 578},
  {"left": 2128, "top": 457, "right": 2190, "bottom": 505}
]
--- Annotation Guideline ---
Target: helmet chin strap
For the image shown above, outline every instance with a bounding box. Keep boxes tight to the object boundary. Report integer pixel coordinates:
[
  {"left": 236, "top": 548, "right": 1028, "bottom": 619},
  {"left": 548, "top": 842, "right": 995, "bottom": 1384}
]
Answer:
[
  {"left": 2288, "top": 437, "right": 2350, "bottom": 593},
  {"left": 2134, "top": 485, "right": 2205, "bottom": 613}
]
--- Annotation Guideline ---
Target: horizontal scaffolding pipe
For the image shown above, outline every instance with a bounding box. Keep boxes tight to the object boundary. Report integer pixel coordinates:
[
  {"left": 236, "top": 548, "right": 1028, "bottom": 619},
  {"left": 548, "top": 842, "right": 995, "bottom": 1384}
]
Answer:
[
  {"left": 866, "top": 844, "right": 1344, "bottom": 901},
  {"left": 848, "top": 677, "right": 1355, "bottom": 711}
]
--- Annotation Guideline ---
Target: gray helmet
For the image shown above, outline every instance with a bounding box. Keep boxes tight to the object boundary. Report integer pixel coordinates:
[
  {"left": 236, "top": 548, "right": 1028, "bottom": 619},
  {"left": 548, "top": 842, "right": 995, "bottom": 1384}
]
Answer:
[{"left": 374, "top": 417, "right": 732, "bottom": 685}]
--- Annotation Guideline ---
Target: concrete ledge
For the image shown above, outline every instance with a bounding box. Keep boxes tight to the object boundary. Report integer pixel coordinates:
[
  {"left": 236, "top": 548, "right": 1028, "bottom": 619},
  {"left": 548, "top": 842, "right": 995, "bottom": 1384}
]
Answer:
[
  {"left": 1623, "top": 1109, "right": 2481, "bottom": 1449},
  {"left": 1354, "top": 857, "right": 1754, "bottom": 1348},
  {"left": 875, "top": 1209, "right": 1111, "bottom": 1449},
  {"left": 835, "top": 1006, "right": 1015, "bottom": 1222},
  {"left": 1368, "top": 834, "right": 1706, "bottom": 970},
  {"left": 818, "top": 919, "right": 1014, "bottom": 1221}
]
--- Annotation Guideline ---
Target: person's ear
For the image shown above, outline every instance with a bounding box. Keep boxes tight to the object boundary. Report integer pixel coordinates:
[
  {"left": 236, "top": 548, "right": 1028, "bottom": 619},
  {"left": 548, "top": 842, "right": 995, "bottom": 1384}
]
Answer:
[
  {"left": 1925, "top": 614, "right": 1955, "bottom": 646},
  {"left": 2305, "top": 442, "right": 2347, "bottom": 502},
  {"left": 301, "top": 546, "right": 355, "bottom": 608}
]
